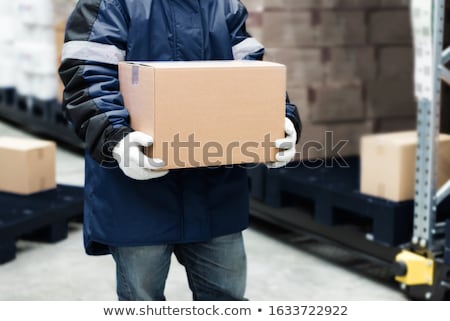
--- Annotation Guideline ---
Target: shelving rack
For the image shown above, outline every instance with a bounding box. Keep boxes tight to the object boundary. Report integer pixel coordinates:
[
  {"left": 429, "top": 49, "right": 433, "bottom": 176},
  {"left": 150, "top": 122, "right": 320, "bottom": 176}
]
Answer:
[
  {"left": 401, "top": 0, "right": 450, "bottom": 299},
  {"left": 248, "top": 0, "right": 450, "bottom": 300}
]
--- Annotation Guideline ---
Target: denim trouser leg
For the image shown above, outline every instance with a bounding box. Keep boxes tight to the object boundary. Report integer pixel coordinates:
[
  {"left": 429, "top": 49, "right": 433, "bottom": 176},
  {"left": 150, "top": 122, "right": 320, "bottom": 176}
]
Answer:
[
  {"left": 173, "top": 232, "right": 247, "bottom": 301},
  {"left": 109, "top": 232, "right": 246, "bottom": 301},
  {"left": 110, "top": 244, "right": 172, "bottom": 300}
]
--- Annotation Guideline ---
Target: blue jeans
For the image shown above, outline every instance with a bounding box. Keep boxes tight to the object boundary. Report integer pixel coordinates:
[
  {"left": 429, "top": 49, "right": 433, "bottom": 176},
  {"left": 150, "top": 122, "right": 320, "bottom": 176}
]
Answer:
[{"left": 109, "top": 232, "right": 247, "bottom": 301}]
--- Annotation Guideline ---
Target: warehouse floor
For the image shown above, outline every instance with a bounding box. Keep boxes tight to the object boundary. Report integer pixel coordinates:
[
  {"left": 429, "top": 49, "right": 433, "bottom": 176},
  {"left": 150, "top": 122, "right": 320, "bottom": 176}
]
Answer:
[{"left": 0, "top": 120, "right": 407, "bottom": 301}]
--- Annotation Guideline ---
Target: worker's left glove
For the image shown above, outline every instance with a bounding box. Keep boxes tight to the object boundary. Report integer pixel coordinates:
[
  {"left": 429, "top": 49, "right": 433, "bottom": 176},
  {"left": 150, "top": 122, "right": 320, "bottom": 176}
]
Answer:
[{"left": 266, "top": 117, "right": 297, "bottom": 169}]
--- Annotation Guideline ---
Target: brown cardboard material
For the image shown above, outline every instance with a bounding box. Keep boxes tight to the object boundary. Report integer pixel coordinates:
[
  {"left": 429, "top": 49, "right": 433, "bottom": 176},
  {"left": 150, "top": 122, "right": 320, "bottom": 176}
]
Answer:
[
  {"left": 296, "top": 120, "right": 375, "bottom": 161},
  {"left": 264, "top": 48, "right": 324, "bottom": 86},
  {"left": 360, "top": 131, "right": 450, "bottom": 201},
  {"left": 369, "top": 11, "right": 412, "bottom": 45},
  {"left": 379, "top": 47, "right": 413, "bottom": 79},
  {"left": 262, "top": 10, "right": 366, "bottom": 48},
  {"left": 309, "top": 81, "right": 365, "bottom": 123},
  {"left": 119, "top": 60, "right": 286, "bottom": 169},
  {"left": 324, "top": 47, "right": 377, "bottom": 82},
  {"left": 0, "top": 137, "right": 56, "bottom": 195},
  {"left": 366, "top": 77, "right": 416, "bottom": 118}
]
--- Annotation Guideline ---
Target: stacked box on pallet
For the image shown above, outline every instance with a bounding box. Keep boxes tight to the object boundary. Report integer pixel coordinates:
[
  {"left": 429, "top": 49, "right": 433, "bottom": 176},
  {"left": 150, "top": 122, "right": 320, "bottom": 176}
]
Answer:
[
  {"left": 0, "top": 136, "right": 56, "bottom": 195},
  {"left": 242, "top": 0, "right": 416, "bottom": 161}
]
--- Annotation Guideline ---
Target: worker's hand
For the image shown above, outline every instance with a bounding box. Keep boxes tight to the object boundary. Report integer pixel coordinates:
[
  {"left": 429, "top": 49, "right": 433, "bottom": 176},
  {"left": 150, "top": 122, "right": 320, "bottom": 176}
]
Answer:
[
  {"left": 266, "top": 118, "right": 297, "bottom": 169},
  {"left": 112, "top": 131, "right": 169, "bottom": 180}
]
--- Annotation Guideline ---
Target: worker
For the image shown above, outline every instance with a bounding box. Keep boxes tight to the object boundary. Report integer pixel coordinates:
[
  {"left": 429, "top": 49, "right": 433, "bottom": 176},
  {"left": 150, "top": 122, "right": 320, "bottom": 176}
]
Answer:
[{"left": 59, "top": 0, "right": 301, "bottom": 301}]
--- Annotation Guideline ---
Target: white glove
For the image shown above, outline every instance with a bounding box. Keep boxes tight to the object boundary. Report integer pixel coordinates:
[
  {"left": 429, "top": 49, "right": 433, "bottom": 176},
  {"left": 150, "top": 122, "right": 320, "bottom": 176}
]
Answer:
[
  {"left": 266, "top": 118, "right": 297, "bottom": 169},
  {"left": 112, "top": 131, "right": 169, "bottom": 180}
]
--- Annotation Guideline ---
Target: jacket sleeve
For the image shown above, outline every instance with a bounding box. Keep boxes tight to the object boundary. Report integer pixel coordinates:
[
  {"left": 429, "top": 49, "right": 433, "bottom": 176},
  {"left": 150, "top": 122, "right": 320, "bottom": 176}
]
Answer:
[
  {"left": 226, "top": 0, "right": 264, "bottom": 61},
  {"left": 226, "top": 0, "right": 302, "bottom": 142},
  {"left": 58, "top": 0, "right": 132, "bottom": 164}
]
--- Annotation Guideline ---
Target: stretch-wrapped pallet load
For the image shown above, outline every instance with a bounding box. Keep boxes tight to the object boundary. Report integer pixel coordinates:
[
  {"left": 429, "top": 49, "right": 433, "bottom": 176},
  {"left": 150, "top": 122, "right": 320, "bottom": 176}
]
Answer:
[
  {"left": 0, "top": 0, "right": 76, "bottom": 103},
  {"left": 242, "top": 0, "right": 416, "bottom": 161},
  {"left": 0, "top": 0, "right": 16, "bottom": 89},
  {"left": 53, "top": 0, "right": 78, "bottom": 102},
  {"left": 14, "top": 0, "right": 58, "bottom": 101}
]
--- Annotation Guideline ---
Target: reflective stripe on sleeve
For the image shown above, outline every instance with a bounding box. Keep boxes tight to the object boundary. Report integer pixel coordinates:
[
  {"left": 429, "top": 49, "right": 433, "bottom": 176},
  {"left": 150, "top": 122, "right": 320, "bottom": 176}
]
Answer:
[
  {"left": 232, "top": 37, "right": 264, "bottom": 60},
  {"left": 61, "top": 41, "right": 126, "bottom": 64}
]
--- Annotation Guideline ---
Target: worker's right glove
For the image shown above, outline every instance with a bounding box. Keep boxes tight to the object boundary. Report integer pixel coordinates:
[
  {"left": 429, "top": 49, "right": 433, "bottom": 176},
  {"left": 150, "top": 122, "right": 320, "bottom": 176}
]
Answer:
[{"left": 112, "top": 131, "right": 169, "bottom": 180}]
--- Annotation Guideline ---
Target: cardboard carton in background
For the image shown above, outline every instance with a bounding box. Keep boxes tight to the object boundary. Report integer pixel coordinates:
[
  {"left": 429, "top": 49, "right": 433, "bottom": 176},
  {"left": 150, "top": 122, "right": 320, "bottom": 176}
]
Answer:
[
  {"left": 242, "top": 0, "right": 416, "bottom": 161},
  {"left": 0, "top": 137, "right": 56, "bottom": 195},
  {"left": 360, "top": 131, "right": 450, "bottom": 202},
  {"left": 119, "top": 60, "right": 286, "bottom": 169}
]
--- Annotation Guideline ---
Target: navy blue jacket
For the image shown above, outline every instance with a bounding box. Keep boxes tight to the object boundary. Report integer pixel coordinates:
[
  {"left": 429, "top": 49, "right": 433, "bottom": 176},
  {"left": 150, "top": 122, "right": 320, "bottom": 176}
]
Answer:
[{"left": 59, "top": 0, "right": 301, "bottom": 255}]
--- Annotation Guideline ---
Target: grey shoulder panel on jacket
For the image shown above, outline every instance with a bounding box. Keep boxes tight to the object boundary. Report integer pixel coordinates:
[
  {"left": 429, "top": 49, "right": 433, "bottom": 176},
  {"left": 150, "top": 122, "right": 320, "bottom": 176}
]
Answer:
[{"left": 65, "top": 0, "right": 103, "bottom": 41}]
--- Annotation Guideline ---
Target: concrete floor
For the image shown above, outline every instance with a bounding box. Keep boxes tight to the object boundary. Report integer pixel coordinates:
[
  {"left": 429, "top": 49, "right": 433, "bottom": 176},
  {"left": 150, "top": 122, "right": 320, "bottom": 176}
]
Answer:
[{"left": 0, "top": 120, "right": 407, "bottom": 301}]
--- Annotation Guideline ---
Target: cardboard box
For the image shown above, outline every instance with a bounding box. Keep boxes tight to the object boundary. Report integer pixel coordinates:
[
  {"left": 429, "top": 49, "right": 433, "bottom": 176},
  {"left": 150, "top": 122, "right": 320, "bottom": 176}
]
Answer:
[
  {"left": 366, "top": 77, "right": 416, "bottom": 118},
  {"left": 309, "top": 81, "right": 365, "bottom": 123},
  {"left": 262, "top": 11, "right": 318, "bottom": 48},
  {"left": 119, "top": 60, "right": 286, "bottom": 169},
  {"left": 0, "top": 137, "right": 56, "bottom": 195},
  {"left": 369, "top": 10, "right": 412, "bottom": 45},
  {"left": 296, "top": 120, "right": 374, "bottom": 161},
  {"left": 262, "top": 10, "right": 366, "bottom": 48},
  {"left": 319, "top": 11, "right": 367, "bottom": 46},
  {"left": 373, "top": 116, "right": 417, "bottom": 133},
  {"left": 264, "top": 48, "right": 325, "bottom": 86},
  {"left": 379, "top": 47, "right": 413, "bottom": 79},
  {"left": 360, "top": 131, "right": 450, "bottom": 201},
  {"left": 324, "top": 47, "right": 376, "bottom": 82}
]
